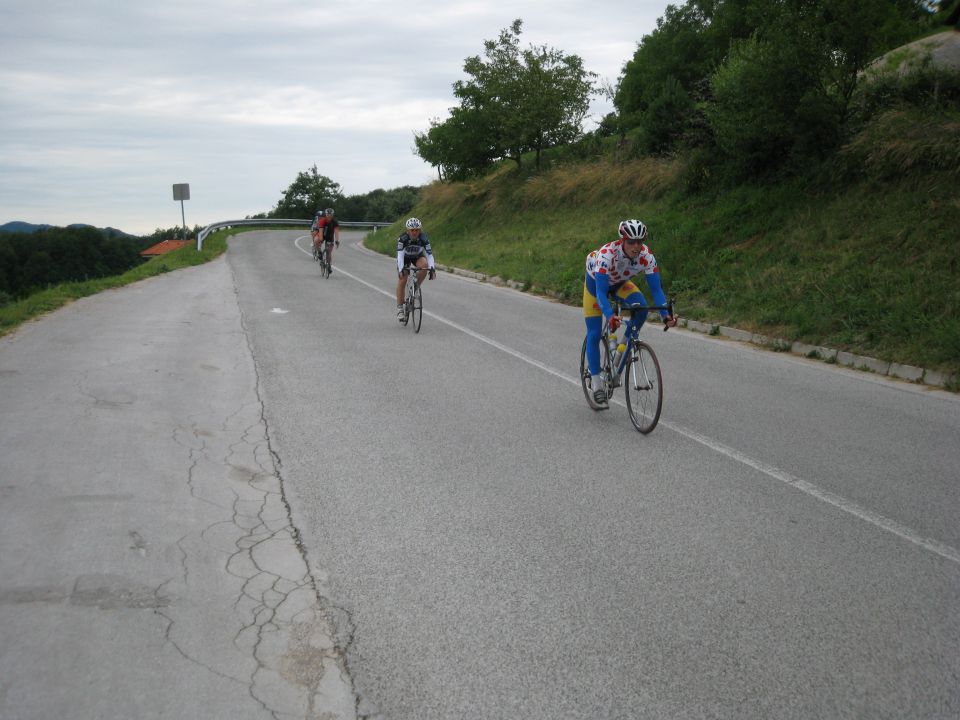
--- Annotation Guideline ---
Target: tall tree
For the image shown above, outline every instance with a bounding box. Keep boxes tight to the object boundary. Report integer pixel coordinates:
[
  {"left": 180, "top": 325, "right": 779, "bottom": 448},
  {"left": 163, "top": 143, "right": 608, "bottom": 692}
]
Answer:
[
  {"left": 706, "top": 0, "right": 929, "bottom": 175},
  {"left": 271, "top": 164, "right": 343, "bottom": 218},
  {"left": 414, "top": 106, "right": 498, "bottom": 181},
  {"left": 516, "top": 42, "right": 596, "bottom": 168},
  {"left": 414, "top": 19, "right": 596, "bottom": 176},
  {"left": 614, "top": 0, "right": 762, "bottom": 152}
]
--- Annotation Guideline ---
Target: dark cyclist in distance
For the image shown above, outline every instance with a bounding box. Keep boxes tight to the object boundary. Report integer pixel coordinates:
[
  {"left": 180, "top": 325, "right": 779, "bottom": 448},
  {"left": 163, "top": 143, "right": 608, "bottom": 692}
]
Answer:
[
  {"left": 583, "top": 219, "right": 677, "bottom": 406},
  {"left": 395, "top": 217, "right": 436, "bottom": 322},
  {"left": 311, "top": 208, "right": 340, "bottom": 272}
]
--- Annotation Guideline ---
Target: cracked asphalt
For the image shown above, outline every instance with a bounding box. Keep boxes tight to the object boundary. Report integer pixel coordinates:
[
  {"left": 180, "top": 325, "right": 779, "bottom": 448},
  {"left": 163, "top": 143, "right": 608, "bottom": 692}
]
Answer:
[
  {"left": 2, "top": 229, "right": 959, "bottom": 719},
  {"left": 0, "top": 257, "right": 355, "bottom": 719}
]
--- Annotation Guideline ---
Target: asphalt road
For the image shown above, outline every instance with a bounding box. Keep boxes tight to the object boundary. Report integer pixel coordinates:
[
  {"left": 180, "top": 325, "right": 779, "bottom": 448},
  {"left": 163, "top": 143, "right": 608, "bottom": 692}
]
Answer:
[
  {"left": 1, "top": 229, "right": 958, "bottom": 719},
  {"left": 234, "top": 231, "right": 960, "bottom": 719}
]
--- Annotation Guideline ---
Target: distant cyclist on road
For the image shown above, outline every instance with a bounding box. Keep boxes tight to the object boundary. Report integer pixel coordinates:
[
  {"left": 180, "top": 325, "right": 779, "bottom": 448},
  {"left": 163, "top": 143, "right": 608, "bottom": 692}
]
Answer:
[
  {"left": 396, "top": 217, "right": 436, "bottom": 321},
  {"left": 310, "top": 210, "right": 323, "bottom": 245},
  {"left": 584, "top": 219, "right": 677, "bottom": 406},
  {"left": 312, "top": 208, "right": 341, "bottom": 272}
]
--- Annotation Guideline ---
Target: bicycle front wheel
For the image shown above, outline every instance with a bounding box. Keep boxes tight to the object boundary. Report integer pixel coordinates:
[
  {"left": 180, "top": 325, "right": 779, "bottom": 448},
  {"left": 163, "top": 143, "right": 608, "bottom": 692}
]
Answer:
[
  {"left": 624, "top": 341, "right": 663, "bottom": 433},
  {"left": 411, "top": 282, "right": 422, "bottom": 332},
  {"left": 323, "top": 248, "right": 331, "bottom": 278},
  {"left": 401, "top": 279, "right": 412, "bottom": 326}
]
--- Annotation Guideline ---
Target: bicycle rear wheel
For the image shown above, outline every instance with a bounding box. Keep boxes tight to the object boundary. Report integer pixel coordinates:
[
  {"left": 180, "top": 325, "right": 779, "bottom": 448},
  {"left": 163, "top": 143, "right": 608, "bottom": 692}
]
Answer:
[
  {"left": 580, "top": 335, "right": 613, "bottom": 410},
  {"left": 412, "top": 282, "right": 422, "bottom": 332},
  {"left": 624, "top": 341, "right": 663, "bottom": 433}
]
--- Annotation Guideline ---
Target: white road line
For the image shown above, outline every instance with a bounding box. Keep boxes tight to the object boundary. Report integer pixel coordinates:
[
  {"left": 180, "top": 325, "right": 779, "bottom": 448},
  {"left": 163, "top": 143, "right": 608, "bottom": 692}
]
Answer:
[
  {"left": 659, "top": 423, "right": 960, "bottom": 564},
  {"left": 292, "top": 236, "right": 960, "bottom": 565}
]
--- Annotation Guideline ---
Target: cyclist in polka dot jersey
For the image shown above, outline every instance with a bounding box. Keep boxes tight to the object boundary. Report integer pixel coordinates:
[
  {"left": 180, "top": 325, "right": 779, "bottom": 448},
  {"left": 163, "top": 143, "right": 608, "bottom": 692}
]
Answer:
[{"left": 583, "top": 219, "right": 677, "bottom": 406}]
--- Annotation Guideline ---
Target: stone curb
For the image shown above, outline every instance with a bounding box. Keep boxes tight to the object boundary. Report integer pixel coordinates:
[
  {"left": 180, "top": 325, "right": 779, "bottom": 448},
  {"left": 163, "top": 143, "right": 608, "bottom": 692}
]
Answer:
[
  {"left": 434, "top": 264, "right": 956, "bottom": 391},
  {"left": 676, "top": 319, "right": 953, "bottom": 390},
  {"left": 437, "top": 264, "right": 527, "bottom": 291}
]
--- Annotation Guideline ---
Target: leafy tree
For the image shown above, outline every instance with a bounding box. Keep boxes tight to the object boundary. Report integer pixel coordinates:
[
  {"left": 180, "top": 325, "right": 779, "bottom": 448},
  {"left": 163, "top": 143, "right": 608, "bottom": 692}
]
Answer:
[
  {"left": 706, "top": 0, "right": 930, "bottom": 177},
  {"left": 414, "top": 106, "right": 499, "bottom": 181},
  {"left": 143, "top": 225, "right": 204, "bottom": 243},
  {"left": 271, "top": 164, "right": 344, "bottom": 218},
  {"left": 0, "top": 226, "right": 146, "bottom": 298},
  {"left": 644, "top": 76, "right": 696, "bottom": 153},
  {"left": 415, "top": 19, "right": 596, "bottom": 176},
  {"left": 615, "top": 0, "right": 762, "bottom": 153},
  {"left": 707, "top": 34, "right": 806, "bottom": 173},
  {"left": 337, "top": 186, "right": 420, "bottom": 221},
  {"left": 514, "top": 41, "right": 596, "bottom": 167},
  {"left": 615, "top": 0, "right": 931, "bottom": 164}
]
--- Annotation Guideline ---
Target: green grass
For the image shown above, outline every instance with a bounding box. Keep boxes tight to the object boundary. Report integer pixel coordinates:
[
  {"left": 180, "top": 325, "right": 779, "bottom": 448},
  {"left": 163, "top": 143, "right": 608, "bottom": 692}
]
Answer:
[
  {"left": 0, "top": 230, "right": 233, "bottom": 338},
  {"left": 366, "top": 126, "right": 960, "bottom": 376},
  {"left": 6, "top": 106, "right": 959, "bottom": 381}
]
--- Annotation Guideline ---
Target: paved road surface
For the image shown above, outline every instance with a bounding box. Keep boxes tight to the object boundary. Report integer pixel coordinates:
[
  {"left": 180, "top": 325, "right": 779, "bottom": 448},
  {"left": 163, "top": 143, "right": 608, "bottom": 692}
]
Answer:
[
  {"left": 0, "top": 254, "right": 354, "bottom": 719},
  {"left": 1, "top": 229, "right": 958, "bottom": 719}
]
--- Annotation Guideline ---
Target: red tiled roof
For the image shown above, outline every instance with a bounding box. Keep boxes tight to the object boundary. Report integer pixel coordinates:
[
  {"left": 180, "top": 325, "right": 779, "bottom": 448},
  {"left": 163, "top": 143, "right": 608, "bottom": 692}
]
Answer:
[{"left": 140, "top": 239, "right": 190, "bottom": 256}]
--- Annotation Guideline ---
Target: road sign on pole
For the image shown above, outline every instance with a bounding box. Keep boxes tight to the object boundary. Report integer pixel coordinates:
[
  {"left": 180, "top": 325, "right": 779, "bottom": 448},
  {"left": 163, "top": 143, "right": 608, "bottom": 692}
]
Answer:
[{"left": 172, "top": 184, "right": 190, "bottom": 242}]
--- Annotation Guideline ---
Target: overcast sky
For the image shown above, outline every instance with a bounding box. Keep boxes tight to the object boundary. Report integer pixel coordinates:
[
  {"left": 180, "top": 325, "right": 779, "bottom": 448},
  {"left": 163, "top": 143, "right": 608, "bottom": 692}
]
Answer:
[{"left": 1, "top": 0, "right": 665, "bottom": 235}]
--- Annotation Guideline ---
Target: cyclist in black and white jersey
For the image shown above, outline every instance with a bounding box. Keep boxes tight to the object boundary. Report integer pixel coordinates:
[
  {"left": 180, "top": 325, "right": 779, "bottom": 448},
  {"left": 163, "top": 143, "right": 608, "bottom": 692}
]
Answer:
[{"left": 395, "top": 217, "right": 436, "bottom": 321}]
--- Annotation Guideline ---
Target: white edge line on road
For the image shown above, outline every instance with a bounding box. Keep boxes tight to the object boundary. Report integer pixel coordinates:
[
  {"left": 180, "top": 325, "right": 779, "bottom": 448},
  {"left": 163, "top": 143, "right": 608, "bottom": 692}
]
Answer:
[{"left": 293, "top": 237, "right": 960, "bottom": 566}]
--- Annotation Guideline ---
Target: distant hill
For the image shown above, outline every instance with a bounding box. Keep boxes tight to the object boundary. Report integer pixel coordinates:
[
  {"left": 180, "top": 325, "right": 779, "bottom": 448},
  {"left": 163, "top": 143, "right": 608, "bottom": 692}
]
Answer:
[{"left": 0, "top": 221, "right": 138, "bottom": 238}]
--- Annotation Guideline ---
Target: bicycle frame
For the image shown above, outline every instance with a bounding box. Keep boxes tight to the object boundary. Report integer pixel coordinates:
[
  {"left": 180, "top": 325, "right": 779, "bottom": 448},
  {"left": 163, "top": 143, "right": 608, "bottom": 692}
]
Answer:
[
  {"left": 580, "top": 297, "right": 673, "bottom": 433},
  {"left": 604, "top": 299, "right": 673, "bottom": 381},
  {"left": 401, "top": 266, "right": 425, "bottom": 333},
  {"left": 406, "top": 272, "right": 418, "bottom": 300}
]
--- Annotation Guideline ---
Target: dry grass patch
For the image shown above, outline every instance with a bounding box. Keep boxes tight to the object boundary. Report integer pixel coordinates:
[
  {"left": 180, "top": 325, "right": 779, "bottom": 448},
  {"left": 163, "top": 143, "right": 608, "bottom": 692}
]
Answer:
[
  {"left": 841, "top": 109, "right": 960, "bottom": 178},
  {"left": 520, "top": 157, "right": 684, "bottom": 208}
]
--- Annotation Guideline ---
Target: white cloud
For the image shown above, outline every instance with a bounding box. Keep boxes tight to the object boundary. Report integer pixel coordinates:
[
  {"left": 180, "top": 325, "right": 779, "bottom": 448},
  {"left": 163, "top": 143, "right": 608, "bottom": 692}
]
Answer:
[{"left": 0, "top": 0, "right": 662, "bottom": 234}]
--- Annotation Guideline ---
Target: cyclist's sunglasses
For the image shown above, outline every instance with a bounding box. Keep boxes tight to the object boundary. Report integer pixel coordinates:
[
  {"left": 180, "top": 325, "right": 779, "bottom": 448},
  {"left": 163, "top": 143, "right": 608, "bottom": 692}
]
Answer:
[{"left": 623, "top": 237, "right": 644, "bottom": 245}]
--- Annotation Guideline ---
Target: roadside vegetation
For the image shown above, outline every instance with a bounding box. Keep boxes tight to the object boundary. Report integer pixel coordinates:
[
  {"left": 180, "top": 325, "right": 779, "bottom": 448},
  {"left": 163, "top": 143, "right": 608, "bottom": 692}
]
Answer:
[
  {"left": 0, "top": 230, "right": 231, "bottom": 338},
  {"left": 4, "top": 1, "right": 958, "bottom": 381},
  {"left": 367, "top": 131, "right": 958, "bottom": 373},
  {"left": 366, "top": 2, "right": 960, "bottom": 378}
]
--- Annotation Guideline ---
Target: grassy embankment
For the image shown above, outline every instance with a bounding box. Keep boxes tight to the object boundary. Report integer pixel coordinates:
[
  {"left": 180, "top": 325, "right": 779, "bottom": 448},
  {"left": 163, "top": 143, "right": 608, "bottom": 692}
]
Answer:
[{"left": 365, "top": 108, "right": 960, "bottom": 380}]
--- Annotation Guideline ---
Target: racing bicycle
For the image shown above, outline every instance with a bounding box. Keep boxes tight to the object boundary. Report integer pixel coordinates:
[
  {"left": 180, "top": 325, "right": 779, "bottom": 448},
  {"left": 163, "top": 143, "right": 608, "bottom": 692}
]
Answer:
[
  {"left": 580, "top": 298, "right": 674, "bottom": 434},
  {"left": 399, "top": 266, "right": 434, "bottom": 333},
  {"left": 313, "top": 240, "right": 336, "bottom": 279}
]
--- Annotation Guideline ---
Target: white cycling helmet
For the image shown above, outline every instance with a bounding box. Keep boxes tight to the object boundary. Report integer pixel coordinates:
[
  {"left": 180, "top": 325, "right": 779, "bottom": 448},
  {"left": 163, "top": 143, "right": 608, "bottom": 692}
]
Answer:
[
  {"left": 618, "top": 219, "right": 647, "bottom": 241},
  {"left": 405, "top": 217, "right": 422, "bottom": 230}
]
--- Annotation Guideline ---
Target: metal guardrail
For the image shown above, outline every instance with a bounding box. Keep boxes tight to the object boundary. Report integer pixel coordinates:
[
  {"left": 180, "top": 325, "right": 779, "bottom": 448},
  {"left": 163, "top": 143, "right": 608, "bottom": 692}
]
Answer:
[{"left": 196, "top": 218, "right": 393, "bottom": 251}]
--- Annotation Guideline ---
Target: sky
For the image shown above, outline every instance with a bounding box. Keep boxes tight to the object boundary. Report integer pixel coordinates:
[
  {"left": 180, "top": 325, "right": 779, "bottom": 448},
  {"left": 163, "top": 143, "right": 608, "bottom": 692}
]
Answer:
[{"left": 1, "top": 0, "right": 665, "bottom": 236}]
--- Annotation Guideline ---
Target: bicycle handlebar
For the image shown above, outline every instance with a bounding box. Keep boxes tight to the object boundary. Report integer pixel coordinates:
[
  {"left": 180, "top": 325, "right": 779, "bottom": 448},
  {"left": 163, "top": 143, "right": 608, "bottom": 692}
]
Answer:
[
  {"left": 609, "top": 298, "right": 676, "bottom": 332},
  {"left": 401, "top": 267, "right": 435, "bottom": 277}
]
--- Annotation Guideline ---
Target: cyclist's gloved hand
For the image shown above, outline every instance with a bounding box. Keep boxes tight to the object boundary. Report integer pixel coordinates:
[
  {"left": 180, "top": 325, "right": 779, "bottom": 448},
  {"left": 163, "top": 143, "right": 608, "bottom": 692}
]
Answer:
[
  {"left": 608, "top": 315, "right": 621, "bottom": 332},
  {"left": 428, "top": 268, "right": 436, "bottom": 280}
]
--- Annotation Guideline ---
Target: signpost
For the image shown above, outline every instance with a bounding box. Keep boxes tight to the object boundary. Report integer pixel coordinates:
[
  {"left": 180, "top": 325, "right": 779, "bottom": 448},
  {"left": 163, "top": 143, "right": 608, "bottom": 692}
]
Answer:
[{"left": 172, "top": 183, "right": 190, "bottom": 242}]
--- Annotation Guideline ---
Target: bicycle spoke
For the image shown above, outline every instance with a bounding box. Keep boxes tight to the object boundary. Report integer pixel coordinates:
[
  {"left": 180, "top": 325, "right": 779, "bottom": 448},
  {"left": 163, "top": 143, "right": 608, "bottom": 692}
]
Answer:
[
  {"left": 624, "top": 341, "right": 663, "bottom": 433},
  {"left": 412, "top": 281, "right": 422, "bottom": 332}
]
